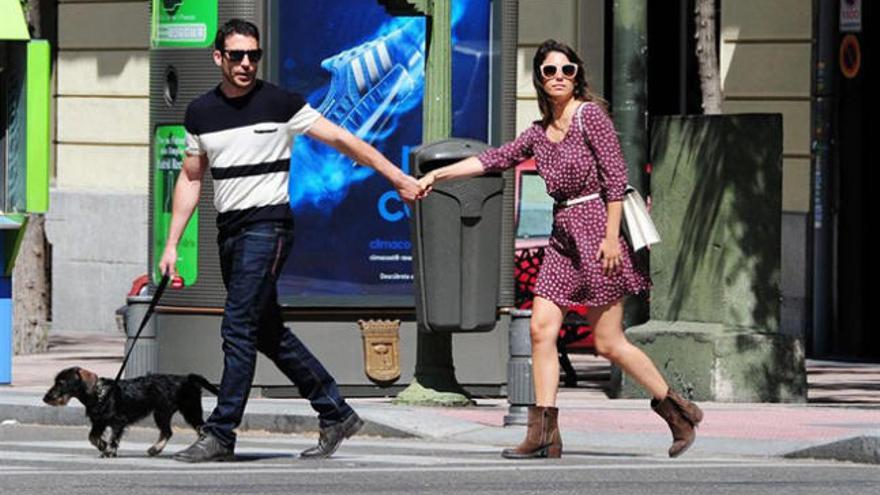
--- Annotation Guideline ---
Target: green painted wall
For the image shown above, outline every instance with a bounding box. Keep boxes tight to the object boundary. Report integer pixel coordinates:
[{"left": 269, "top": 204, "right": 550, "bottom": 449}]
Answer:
[
  {"left": 649, "top": 114, "right": 783, "bottom": 331},
  {"left": 27, "top": 40, "right": 50, "bottom": 213}
]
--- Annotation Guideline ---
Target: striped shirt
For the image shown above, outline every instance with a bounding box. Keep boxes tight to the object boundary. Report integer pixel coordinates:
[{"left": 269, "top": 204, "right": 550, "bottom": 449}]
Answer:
[{"left": 184, "top": 80, "right": 321, "bottom": 235}]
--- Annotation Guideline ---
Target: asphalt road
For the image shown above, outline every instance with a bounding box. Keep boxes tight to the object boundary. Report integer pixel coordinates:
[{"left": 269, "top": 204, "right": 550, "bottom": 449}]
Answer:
[{"left": 1, "top": 423, "right": 879, "bottom": 495}]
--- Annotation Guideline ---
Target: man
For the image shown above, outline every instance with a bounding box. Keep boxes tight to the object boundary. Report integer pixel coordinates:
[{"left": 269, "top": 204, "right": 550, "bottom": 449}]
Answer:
[{"left": 159, "top": 19, "right": 421, "bottom": 463}]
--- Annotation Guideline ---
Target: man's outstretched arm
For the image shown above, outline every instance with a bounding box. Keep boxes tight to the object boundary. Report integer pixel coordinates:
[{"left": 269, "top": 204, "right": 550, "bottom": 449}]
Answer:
[{"left": 305, "top": 117, "right": 422, "bottom": 203}]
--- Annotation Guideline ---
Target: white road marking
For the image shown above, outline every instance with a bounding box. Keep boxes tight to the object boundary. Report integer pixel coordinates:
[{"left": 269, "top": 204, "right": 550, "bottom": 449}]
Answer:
[
  {"left": 2, "top": 438, "right": 875, "bottom": 479},
  {"left": 0, "top": 462, "right": 875, "bottom": 477}
]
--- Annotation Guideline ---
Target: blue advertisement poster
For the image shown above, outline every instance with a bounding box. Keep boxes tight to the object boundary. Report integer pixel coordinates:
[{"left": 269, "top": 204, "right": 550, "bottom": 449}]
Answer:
[{"left": 277, "top": 0, "right": 490, "bottom": 306}]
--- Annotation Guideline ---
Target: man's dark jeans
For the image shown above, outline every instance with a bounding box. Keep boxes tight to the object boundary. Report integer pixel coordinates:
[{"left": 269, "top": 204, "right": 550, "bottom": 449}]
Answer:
[{"left": 202, "top": 220, "right": 353, "bottom": 448}]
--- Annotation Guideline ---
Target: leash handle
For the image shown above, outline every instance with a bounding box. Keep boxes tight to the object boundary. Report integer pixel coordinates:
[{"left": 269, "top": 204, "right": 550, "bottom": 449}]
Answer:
[{"left": 115, "top": 274, "right": 170, "bottom": 381}]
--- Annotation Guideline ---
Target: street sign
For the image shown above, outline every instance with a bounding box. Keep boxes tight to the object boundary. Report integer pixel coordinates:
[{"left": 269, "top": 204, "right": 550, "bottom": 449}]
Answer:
[
  {"left": 151, "top": 0, "right": 218, "bottom": 48},
  {"left": 839, "top": 35, "right": 861, "bottom": 79},
  {"left": 840, "top": 0, "right": 862, "bottom": 33}
]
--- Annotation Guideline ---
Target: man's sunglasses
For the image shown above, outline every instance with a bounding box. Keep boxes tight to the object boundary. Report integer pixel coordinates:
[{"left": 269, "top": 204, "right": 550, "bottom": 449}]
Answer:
[
  {"left": 540, "top": 63, "right": 578, "bottom": 79},
  {"left": 222, "top": 49, "right": 263, "bottom": 63}
]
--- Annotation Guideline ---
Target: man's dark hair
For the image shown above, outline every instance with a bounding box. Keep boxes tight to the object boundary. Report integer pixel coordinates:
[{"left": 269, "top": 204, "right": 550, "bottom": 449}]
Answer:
[{"left": 214, "top": 19, "right": 260, "bottom": 51}]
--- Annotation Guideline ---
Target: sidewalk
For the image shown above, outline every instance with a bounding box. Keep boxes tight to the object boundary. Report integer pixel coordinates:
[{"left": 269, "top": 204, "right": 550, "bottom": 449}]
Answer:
[{"left": 2, "top": 331, "right": 879, "bottom": 463}]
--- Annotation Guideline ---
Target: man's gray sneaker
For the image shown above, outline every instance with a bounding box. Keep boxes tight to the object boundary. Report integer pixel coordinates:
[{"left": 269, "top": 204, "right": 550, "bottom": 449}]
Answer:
[
  {"left": 173, "top": 431, "right": 234, "bottom": 463},
  {"left": 300, "top": 412, "right": 364, "bottom": 459}
]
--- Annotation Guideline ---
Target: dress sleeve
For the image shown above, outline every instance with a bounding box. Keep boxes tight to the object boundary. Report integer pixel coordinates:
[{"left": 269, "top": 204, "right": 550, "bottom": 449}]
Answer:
[
  {"left": 581, "top": 103, "right": 628, "bottom": 202},
  {"left": 477, "top": 126, "right": 536, "bottom": 173}
]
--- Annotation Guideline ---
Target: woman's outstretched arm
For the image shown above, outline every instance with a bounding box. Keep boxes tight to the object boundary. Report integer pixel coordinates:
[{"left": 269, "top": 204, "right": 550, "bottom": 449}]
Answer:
[{"left": 417, "top": 156, "right": 485, "bottom": 193}]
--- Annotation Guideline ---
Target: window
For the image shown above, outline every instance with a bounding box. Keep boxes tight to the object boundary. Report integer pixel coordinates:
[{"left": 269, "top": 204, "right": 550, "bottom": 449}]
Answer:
[{"left": 516, "top": 172, "right": 552, "bottom": 239}]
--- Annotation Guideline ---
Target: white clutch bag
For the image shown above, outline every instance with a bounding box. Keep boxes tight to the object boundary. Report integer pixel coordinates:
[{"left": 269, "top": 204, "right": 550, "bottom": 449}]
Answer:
[{"left": 622, "top": 186, "right": 660, "bottom": 251}]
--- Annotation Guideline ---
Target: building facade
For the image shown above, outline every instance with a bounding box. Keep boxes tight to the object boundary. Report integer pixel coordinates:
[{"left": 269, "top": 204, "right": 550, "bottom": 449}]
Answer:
[{"left": 44, "top": 0, "right": 872, "bottom": 360}]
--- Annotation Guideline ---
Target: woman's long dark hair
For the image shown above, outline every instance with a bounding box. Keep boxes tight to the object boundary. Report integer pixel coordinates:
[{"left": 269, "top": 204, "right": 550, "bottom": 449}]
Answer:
[{"left": 532, "top": 39, "right": 607, "bottom": 127}]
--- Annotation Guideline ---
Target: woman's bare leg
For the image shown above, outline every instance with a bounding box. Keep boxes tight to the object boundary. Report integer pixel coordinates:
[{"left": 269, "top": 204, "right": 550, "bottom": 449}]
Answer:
[
  {"left": 530, "top": 296, "right": 567, "bottom": 406},
  {"left": 588, "top": 299, "right": 669, "bottom": 399}
]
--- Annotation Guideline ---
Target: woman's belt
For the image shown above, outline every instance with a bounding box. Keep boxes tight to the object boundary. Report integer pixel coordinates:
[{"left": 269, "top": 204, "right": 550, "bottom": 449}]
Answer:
[{"left": 555, "top": 192, "right": 601, "bottom": 208}]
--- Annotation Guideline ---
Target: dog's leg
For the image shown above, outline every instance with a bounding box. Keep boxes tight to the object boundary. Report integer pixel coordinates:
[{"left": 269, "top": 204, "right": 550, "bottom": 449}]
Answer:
[
  {"left": 102, "top": 425, "right": 125, "bottom": 458},
  {"left": 148, "top": 411, "right": 174, "bottom": 456},
  {"left": 88, "top": 423, "right": 108, "bottom": 455},
  {"left": 178, "top": 391, "right": 206, "bottom": 432}
]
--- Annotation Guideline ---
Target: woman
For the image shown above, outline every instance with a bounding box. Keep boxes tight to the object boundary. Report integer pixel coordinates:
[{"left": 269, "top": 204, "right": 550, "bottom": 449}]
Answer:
[{"left": 417, "top": 39, "right": 703, "bottom": 459}]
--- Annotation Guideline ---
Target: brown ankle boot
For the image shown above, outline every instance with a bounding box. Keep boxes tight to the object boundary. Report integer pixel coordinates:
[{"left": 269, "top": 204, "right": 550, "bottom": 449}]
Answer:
[
  {"left": 501, "top": 406, "right": 563, "bottom": 459},
  {"left": 651, "top": 390, "right": 704, "bottom": 458}
]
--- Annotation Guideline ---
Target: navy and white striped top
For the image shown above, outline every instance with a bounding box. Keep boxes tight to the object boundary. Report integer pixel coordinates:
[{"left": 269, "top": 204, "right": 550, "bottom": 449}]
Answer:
[{"left": 184, "top": 80, "right": 321, "bottom": 235}]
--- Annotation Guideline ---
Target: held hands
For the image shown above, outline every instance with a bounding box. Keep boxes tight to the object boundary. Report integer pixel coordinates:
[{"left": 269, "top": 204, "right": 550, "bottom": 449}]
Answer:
[
  {"left": 595, "top": 236, "right": 622, "bottom": 276},
  {"left": 393, "top": 173, "right": 422, "bottom": 204},
  {"left": 391, "top": 171, "right": 435, "bottom": 203},
  {"left": 416, "top": 172, "right": 435, "bottom": 199}
]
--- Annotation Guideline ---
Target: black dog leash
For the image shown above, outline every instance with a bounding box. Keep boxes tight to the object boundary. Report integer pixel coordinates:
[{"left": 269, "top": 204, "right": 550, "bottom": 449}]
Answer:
[{"left": 115, "top": 274, "right": 170, "bottom": 381}]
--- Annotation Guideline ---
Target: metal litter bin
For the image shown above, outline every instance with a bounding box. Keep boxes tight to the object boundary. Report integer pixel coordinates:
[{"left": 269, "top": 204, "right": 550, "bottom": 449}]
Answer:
[
  {"left": 504, "top": 308, "right": 534, "bottom": 425},
  {"left": 410, "top": 139, "right": 503, "bottom": 332},
  {"left": 123, "top": 295, "right": 158, "bottom": 378}
]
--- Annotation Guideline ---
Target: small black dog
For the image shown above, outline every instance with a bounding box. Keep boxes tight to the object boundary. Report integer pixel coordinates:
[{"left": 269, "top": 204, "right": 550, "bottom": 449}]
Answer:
[{"left": 43, "top": 366, "right": 219, "bottom": 458}]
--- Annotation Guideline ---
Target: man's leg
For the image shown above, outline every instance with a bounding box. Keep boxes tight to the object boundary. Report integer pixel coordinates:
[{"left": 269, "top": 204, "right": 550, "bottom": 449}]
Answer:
[
  {"left": 255, "top": 230, "right": 362, "bottom": 458},
  {"left": 257, "top": 293, "right": 355, "bottom": 427},
  {"left": 174, "top": 222, "right": 287, "bottom": 462}
]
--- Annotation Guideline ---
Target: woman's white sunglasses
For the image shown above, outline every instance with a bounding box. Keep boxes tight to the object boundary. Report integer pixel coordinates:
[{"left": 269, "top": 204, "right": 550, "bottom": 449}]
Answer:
[{"left": 540, "top": 63, "right": 578, "bottom": 79}]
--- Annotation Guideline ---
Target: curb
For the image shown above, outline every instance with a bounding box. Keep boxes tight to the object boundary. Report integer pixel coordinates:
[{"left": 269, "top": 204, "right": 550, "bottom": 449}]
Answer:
[
  {"left": 0, "top": 403, "right": 414, "bottom": 439},
  {"left": 5, "top": 397, "right": 880, "bottom": 465},
  {"left": 784, "top": 436, "right": 880, "bottom": 464}
]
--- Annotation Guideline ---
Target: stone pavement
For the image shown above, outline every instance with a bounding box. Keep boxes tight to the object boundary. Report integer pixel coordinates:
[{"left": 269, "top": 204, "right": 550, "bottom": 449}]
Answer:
[{"left": 2, "top": 331, "right": 879, "bottom": 463}]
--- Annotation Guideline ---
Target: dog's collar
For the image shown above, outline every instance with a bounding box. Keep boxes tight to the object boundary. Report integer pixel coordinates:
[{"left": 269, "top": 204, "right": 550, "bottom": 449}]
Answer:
[{"left": 93, "top": 380, "right": 112, "bottom": 405}]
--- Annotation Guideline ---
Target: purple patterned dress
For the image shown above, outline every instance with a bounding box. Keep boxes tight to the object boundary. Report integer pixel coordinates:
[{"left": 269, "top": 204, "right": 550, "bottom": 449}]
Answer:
[{"left": 478, "top": 102, "right": 652, "bottom": 308}]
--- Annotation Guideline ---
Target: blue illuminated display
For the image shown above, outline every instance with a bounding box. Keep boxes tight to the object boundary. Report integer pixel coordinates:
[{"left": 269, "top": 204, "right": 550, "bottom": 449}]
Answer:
[{"left": 277, "top": 0, "right": 489, "bottom": 306}]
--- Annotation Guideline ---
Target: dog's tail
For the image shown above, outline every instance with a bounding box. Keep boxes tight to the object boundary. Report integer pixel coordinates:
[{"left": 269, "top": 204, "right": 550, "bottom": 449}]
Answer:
[{"left": 187, "top": 374, "right": 220, "bottom": 395}]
